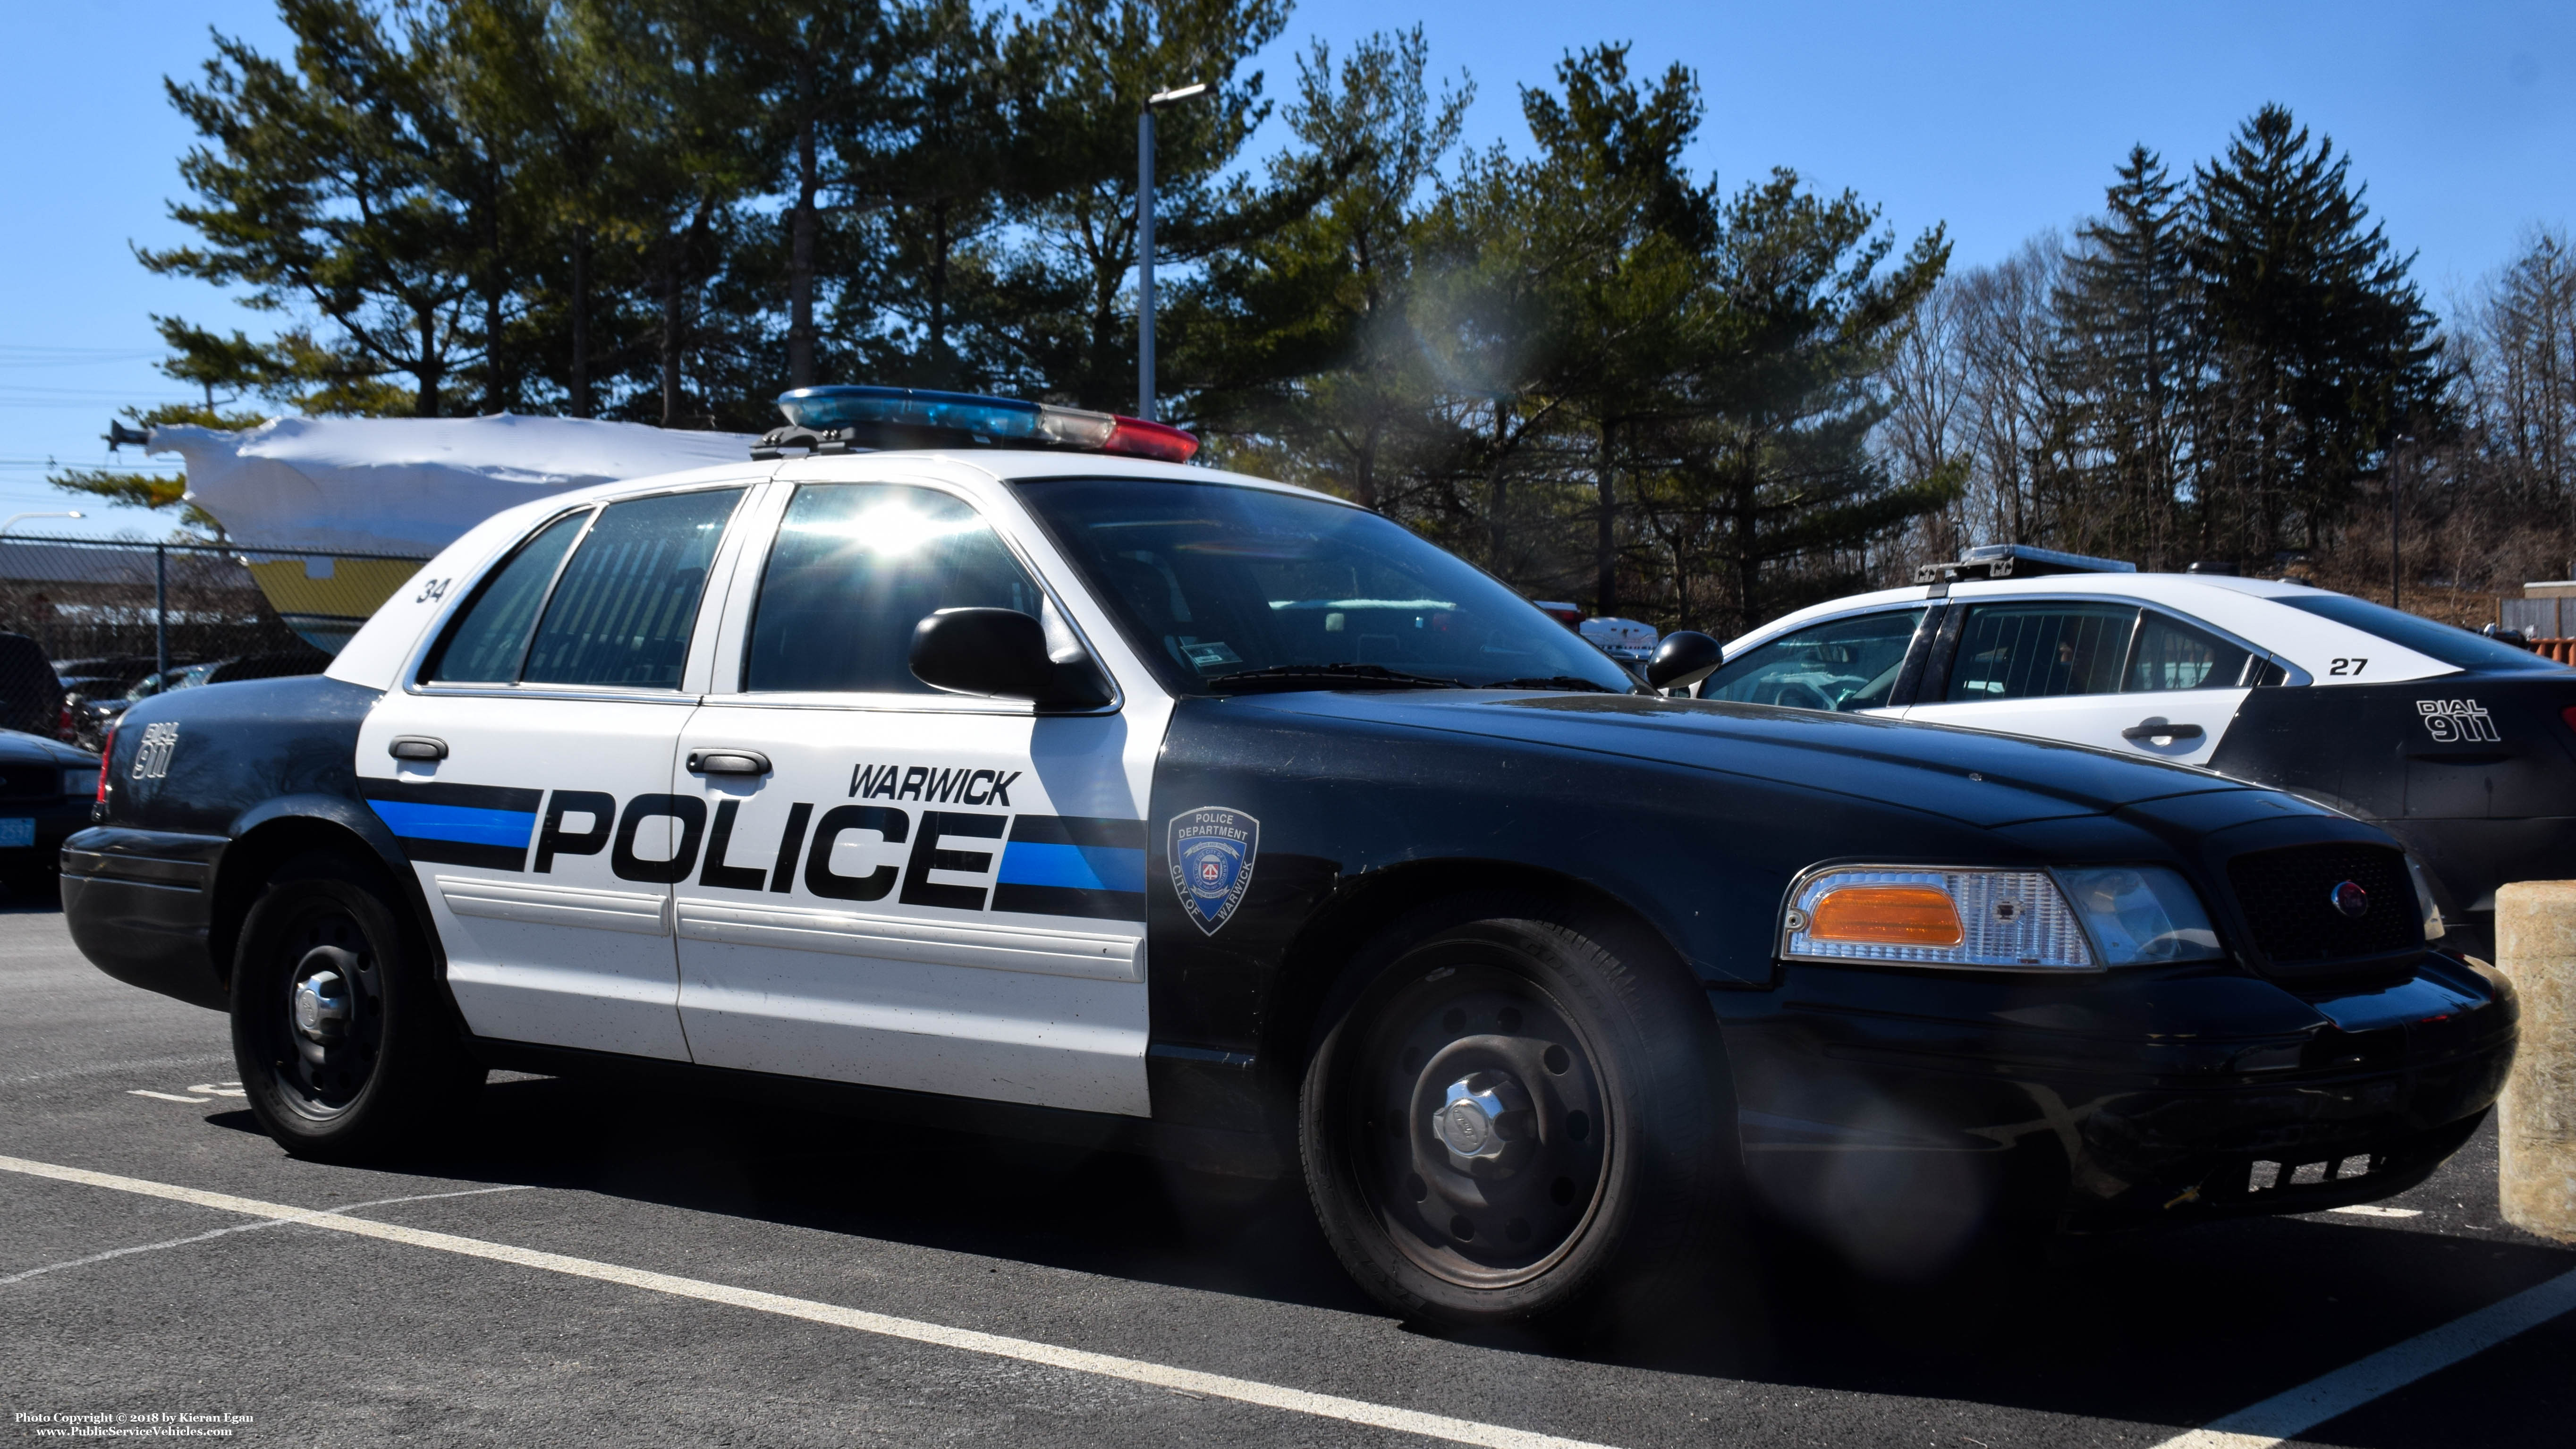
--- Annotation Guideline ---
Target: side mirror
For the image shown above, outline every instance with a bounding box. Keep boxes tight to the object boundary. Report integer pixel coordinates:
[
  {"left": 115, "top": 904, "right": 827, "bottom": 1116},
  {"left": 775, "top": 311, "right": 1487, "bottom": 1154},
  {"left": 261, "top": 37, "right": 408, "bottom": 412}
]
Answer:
[
  {"left": 908, "top": 607, "right": 1111, "bottom": 712},
  {"left": 1645, "top": 630, "right": 1723, "bottom": 692}
]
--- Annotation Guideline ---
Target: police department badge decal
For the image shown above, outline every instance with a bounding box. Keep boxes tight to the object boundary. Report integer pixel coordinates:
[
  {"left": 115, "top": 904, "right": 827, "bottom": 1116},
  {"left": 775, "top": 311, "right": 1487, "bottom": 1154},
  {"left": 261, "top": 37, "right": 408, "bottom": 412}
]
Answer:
[{"left": 1170, "top": 806, "right": 1259, "bottom": 935}]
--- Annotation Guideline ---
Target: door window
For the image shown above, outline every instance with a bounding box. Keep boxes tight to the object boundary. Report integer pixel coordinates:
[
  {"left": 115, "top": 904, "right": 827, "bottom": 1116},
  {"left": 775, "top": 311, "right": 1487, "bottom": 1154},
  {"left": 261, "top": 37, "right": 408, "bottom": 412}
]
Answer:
[
  {"left": 1698, "top": 610, "right": 1926, "bottom": 711},
  {"left": 521, "top": 489, "right": 745, "bottom": 689},
  {"left": 742, "top": 483, "right": 1045, "bottom": 695},
  {"left": 2128, "top": 612, "right": 2254, "bottom": 691},
  {"left": 422, "top": 510, "right": 588, "bottom": 684},
  {"left": 1946, "top": 603, "right": 2137, "bottom": 702}
]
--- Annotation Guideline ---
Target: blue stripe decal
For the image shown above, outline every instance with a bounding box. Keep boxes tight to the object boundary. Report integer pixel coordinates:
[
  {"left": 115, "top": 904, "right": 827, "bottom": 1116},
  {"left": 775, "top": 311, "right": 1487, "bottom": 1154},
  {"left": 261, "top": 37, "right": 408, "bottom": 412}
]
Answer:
[
  {"left": 367, "top": 800, "right": 538, "bottom": 849},
  {"left": 996, "top": 841, "right": 1145, "bottom": 893}
]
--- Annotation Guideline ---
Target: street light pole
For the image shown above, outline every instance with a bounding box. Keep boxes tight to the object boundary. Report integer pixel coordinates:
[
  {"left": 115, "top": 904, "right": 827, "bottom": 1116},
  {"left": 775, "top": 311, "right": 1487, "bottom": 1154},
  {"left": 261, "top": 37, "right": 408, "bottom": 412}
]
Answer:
[
  {"left": 1137, "top": 83, "right": 1208, "bottom": 423},
  {"left": 0, "top": 511, "right": 83, "bottom": 536}
]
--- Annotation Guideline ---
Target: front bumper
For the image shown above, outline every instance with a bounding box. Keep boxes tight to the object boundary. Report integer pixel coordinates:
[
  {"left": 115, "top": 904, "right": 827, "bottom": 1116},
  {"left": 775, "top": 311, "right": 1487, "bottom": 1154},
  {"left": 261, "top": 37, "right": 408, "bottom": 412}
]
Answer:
[{"left": 1718, "top": 952, "right": 2514, "bottom": 1255}]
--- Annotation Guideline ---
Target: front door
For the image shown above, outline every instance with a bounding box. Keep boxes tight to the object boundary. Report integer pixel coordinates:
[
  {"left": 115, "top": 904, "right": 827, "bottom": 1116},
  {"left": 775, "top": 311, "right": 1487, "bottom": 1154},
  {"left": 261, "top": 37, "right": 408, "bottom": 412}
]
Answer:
[
  {"left": 669, "top": 476, "right": 1156, "bottom": 1115},
  {"left": 357, "top": 483, "right": 755, "bottom": 1059},
  {"left": 1903, "top": 601, "right": 2250, "bottom": 767}
]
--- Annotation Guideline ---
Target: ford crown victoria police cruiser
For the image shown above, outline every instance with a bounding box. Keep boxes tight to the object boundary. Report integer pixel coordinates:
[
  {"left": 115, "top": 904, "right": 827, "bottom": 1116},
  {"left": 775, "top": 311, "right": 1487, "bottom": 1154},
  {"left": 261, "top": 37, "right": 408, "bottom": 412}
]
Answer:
[
  {"left": 64, "top": 390, "right": 2516, "bottom": 1329},
  {"left": 1701, "top": 543, "right": 2576, "bottom": 955}
]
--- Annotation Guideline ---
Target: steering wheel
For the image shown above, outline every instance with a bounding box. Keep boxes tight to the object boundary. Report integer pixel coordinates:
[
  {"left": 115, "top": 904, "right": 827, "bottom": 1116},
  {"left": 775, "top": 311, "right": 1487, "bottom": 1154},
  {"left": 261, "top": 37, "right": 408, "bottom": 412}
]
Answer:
[{"left": 1768, "top": 680, "right": 1834, "bottom": 712}]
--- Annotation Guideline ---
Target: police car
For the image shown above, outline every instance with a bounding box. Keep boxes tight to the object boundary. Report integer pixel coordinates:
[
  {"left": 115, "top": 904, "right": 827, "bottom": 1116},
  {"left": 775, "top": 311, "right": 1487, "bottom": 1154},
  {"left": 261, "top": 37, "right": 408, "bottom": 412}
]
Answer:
[
  {"left": 1700, "top": 544, "right": 2576, "bottom": 954},
  {"left": 64, "top": 391, "right": 2514, "bottom": 1329}
]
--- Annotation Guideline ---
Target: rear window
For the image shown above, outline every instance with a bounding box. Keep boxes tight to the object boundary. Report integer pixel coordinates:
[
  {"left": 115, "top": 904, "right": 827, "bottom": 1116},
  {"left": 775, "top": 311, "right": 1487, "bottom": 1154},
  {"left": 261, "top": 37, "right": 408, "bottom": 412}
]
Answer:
[{"left": 2271, "top": 593, "right": 2568, "bottom": 673}]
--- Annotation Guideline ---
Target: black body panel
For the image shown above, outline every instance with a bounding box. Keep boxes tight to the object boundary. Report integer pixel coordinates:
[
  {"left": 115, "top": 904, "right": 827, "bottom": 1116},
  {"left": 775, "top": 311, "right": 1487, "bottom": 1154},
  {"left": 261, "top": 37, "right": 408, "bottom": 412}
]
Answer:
[
  {"left": 63, "top": 675, "right": 390, "bottom": 1009},
  {"left": 2210, "top": 672, "right": 2576, "bottom": 938}
]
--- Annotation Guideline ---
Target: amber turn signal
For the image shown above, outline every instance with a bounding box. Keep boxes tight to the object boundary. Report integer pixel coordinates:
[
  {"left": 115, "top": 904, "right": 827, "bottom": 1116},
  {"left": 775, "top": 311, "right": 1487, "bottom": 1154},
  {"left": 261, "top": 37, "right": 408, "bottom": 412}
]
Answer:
[{"left": 1809, "top": 885, "right": 1965, "bottom": 946}]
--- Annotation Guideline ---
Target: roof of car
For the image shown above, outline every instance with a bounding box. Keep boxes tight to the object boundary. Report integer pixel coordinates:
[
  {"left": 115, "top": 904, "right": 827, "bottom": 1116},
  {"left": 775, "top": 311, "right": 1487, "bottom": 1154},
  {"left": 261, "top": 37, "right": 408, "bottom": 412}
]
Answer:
[{"left": 1722, "top": 569, "right": 2466, "bottom": 684}]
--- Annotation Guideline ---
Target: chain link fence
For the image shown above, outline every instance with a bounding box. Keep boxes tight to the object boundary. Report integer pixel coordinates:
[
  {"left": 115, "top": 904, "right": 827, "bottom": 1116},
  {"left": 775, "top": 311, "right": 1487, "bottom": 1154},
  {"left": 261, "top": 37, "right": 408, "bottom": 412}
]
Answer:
[{"left": 0, "top": 534, "right": 432, "bottom": 744}]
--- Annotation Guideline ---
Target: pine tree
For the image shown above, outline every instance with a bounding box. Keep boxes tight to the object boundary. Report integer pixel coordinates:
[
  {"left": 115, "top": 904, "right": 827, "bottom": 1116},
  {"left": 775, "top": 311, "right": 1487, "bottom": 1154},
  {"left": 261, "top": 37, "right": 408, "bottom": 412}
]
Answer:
[
  {"left": 2057, "top": 145, "right": 2197, "bottom": 565},
  {"left": 2189, "top": 104, "right": 2442, "bottom": 558}
]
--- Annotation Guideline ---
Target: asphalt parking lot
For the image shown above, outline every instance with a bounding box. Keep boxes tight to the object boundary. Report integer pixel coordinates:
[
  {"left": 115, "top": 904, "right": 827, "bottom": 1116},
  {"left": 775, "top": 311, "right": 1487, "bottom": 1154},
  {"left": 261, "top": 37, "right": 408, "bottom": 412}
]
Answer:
[{"left": 3, "top": 898, "right": 2570, "bottom": 1449}]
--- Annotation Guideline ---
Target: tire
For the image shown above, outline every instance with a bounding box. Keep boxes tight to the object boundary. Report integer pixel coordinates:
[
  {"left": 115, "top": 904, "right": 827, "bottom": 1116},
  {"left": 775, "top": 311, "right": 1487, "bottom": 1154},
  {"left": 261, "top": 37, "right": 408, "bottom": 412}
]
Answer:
[
  {"left": 1298, "top": 896, "right": 1741, "bottom": 1331},
  {"left": 3, "top": 860, "right": 58, "bottom": 904},
  {"left": 229, "top": 850, "right": 482, "bottom": 1160}
]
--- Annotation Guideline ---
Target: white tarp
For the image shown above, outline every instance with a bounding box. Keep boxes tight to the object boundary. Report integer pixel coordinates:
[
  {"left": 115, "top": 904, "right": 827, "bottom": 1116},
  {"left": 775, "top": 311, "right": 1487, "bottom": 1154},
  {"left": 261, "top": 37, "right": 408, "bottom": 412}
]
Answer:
[{"left": 147, "top": 414, "right": 759, "bottom": 555}]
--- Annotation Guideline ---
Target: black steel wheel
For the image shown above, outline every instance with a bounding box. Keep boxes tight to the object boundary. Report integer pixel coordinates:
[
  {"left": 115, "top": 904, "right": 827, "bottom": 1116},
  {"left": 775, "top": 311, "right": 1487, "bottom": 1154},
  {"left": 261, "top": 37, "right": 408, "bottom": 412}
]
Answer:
[
  {"left": 231, "top": 850, "right": 479, "bottom": 1159},
  {"left": 1300, "top": 898, "right": 1739, "bottom": 1330}
]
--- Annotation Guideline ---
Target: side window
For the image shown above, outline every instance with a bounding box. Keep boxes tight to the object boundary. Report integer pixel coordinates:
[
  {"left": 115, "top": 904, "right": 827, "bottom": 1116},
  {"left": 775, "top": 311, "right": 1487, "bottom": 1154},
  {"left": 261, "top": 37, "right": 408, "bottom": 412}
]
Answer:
[
  {"left": 520, "top": 488, "right": 746, "bottom": 689},
  {"left": 1946, "top": 603, "right": 2137, "bottom": 702},
  {"left": 422, "top": 510, "right": 588, "bottom": 684},
  {"left": 1699, "top": 609, "right": 1926, "bottom": 711},
  {"left": 742, "top": 483, "right": 1043, "bottom": 695},
  {"left": 2128, "top": 612, "right": 2255, "bottom": 692}
]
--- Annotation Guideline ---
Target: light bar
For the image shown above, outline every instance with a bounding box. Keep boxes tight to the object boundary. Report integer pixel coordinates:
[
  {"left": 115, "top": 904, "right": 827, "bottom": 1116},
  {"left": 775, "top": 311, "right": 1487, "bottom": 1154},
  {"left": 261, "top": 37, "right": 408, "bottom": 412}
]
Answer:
[{"left": 768, "top": 385, "right": 1199, "bottom": 463}]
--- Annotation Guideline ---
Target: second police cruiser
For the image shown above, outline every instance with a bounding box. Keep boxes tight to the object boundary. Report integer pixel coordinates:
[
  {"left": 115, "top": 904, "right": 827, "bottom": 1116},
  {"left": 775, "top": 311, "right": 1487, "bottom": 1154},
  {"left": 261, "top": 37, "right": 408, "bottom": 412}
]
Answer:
[
  {"left": 1699, "top": 543, "right": 2576, "bottom": 956},
  {"left": 65, "top": 388, "right": 2516, "bottom": 1330}
]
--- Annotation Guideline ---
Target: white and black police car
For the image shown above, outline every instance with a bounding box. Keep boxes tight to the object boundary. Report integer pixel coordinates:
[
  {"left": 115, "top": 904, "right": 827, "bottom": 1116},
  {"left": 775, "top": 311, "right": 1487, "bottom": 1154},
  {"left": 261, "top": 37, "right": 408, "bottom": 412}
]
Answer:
[
  {"left": 65, "top": 391, "right": 2514, "bottom": 1329},
  {"left": 1700, "top": 544, "right": 2576, "bottom": 955}
]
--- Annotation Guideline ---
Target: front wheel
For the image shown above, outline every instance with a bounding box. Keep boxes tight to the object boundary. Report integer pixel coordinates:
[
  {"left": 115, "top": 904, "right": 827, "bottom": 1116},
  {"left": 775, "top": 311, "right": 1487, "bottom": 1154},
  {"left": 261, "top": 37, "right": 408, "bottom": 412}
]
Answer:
[
  {"left": 1299, "top": 901, "right": 1741, "bottom": 1331},
  {"left": 231, "top": 851, "right": 481, "bottom": 1160}
]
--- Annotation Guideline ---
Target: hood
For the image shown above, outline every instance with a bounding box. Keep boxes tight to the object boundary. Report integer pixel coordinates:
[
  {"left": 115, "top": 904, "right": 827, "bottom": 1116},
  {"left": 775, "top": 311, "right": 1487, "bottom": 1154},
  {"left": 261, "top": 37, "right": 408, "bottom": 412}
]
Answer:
[{"left": 1238, "top": 690, "right": 2250, "bottom": 829}]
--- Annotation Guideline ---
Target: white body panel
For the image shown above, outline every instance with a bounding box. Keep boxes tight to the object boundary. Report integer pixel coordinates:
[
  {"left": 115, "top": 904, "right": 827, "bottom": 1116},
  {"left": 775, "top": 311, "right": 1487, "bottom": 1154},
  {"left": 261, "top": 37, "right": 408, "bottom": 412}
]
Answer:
[
  {"left": 359, "top": 692, "right": 699, "bottom": 1058},
  {"left": 1903, "top": 686, "right": 2251, "bottom": 766}
]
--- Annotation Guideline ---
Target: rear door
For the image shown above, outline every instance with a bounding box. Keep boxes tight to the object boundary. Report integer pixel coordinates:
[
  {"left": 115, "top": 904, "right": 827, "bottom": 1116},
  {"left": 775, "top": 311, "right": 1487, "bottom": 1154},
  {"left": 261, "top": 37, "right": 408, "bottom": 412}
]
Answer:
[
  {"left": 356, "top": 482, "right": 758, "bottom": 1059},
  {"left": 668, "top": 473, "right": 1156, "bottom": 1115},
  {"left": 1903, "top": 600, "right": 2253, "bottom": 765}
]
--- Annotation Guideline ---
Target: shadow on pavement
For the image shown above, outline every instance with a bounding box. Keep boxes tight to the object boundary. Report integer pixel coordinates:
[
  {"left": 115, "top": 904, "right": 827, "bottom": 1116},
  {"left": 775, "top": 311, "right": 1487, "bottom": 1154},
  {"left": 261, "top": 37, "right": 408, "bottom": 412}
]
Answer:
[{"left": 215, "top": 1072, "right": 2576, "bottom": 1436}]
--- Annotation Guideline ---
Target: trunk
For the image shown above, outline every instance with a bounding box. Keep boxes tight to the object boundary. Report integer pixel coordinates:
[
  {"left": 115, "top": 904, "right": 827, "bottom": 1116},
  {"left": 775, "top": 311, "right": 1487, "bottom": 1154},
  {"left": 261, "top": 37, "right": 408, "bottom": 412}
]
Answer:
[
  {"left": 662, "top": 203, "right": 713, "bottom": 428},
  {"left": 482, "top": 283, "right": 507, "bottom": 415},
  {"left": 1594, "top": 419, "right": 1617, "bottom": 616},
  {"left": 661, "top": 257, "right": 685, "bottom": 428},
  {"left": 788, "top": 101, "right": 819, "bottom": 389},
  {"left": 1485, "top": 398, "right": 1511, "bottom": 567},
  {"left": 928, "top": 199, "right": 949, "bottom": 370},
  {"left": 415, "top": 309, "right": 442, "bottom": 418},
  {"left": 571, "top": 228, "right": 592, "bottom": 418},
  {"left": 1731, "top": 460, "right": 1761, "bottom": 636}
]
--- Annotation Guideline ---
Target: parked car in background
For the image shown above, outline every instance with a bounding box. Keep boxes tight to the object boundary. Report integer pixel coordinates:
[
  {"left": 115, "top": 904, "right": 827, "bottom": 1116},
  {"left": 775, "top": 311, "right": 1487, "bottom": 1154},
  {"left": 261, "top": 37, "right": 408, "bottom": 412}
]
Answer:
[
  {"left": 1698, "top": 543, "right": 2576, "bottom": 952},
  {"left": 1577, "top": 615, "right": 1660, "bottom": 663},
  {"left": 68, "top": 648, "right": 333, "bottom": 751},
  {"left": 0, "top": 725, "right": 100, "bottom": 898}
]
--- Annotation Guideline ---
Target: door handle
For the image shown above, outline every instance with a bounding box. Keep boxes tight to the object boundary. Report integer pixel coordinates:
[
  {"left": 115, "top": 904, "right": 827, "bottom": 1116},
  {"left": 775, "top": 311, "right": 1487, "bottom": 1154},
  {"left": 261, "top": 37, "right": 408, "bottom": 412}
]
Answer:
[
  {"left": 687, "top": 749, "right": 771, "bottom": 776},
  {"left": 2120, "top": 720, "right": 2204, "bottom": 743},
  {"left": 388, "top": 736, "right": 448, "bottom": 761}
]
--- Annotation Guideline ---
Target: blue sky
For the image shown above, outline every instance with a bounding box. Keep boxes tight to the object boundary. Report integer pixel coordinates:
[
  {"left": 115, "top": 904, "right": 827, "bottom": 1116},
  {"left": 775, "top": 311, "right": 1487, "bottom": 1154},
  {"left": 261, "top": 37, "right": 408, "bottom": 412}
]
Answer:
[{"left": 5, "top": 0, "right": 2569, "bottom": 536}]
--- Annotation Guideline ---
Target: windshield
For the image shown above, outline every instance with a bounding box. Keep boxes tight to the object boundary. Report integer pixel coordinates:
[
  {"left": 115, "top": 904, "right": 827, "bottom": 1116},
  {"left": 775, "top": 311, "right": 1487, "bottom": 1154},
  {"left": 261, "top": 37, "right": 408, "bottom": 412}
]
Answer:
[
  {"left": 1014, "top": 477, "right": 1639, "bottom": 694},
  {"left": 2272, "top": 593, "right": 2569, "bottom": 673}
]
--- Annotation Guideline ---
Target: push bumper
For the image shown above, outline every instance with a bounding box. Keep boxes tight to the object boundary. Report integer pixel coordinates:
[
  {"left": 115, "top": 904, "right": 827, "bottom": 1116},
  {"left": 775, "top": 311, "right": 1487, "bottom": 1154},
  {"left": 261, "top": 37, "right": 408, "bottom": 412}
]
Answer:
[{"left": 1719, "top": 953, "right": 2515, "bottom": 1256}]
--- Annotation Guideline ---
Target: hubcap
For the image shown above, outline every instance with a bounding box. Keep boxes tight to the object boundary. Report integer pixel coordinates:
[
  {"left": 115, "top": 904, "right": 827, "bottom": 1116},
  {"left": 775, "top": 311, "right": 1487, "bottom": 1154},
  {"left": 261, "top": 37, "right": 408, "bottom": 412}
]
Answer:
[
  {"left": 1349, "top": 965, "right": 1610, "bottom": 1288},
  {"left": 1432, "top": 1072, "right": 1530, "bottom": 1169},
  {"left": 266, "top": 921, "right": 381, "bottom": 1119},
  {"left": 293, "top": 967, "right": 349, "bottom": 1043}
]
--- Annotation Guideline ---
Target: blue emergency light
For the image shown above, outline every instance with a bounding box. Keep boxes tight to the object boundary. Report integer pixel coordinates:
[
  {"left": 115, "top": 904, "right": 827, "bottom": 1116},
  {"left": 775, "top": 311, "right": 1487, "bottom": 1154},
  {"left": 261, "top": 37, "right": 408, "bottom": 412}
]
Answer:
[{"left": 756, "top": 385, "right": 1199, "bottom": 463}]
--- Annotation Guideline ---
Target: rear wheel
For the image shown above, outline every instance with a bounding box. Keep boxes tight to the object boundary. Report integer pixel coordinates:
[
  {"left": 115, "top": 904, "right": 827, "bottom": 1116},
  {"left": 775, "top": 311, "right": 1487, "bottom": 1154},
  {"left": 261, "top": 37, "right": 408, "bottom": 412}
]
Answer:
[
  {"left": 1299, "top": 899, "right": 1739, "bottom": 1330},
  {"left": 230, "top": 851, "right": 481, "bottom": 1159}
]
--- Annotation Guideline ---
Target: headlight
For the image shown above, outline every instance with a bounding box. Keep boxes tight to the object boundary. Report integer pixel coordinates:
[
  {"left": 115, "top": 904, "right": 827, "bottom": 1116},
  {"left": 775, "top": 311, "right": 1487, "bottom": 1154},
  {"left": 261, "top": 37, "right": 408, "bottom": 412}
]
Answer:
[
  {"left": 2054, "top": 865, "right": 2223, "bottom": 964},
  {"left": 60, "top": 767, "right": 93, "bottom": 799},
  {"left": 1783, "top": 868, "right": 2095, "bottom": 970}
]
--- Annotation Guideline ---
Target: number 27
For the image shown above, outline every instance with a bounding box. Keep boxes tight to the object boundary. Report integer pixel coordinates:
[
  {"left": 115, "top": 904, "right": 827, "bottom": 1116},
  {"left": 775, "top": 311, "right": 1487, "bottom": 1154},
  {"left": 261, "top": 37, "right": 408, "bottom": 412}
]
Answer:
[{"left": 2329, "top": 657, "right": 2367, "bottom": 676}]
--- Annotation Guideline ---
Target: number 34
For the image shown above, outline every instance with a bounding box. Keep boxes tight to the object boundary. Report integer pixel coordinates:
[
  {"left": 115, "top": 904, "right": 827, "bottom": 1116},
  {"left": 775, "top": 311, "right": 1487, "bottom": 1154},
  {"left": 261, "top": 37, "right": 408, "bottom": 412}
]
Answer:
[{"left": 2329, "top": 657, "right": 2368, "bottom": 676}]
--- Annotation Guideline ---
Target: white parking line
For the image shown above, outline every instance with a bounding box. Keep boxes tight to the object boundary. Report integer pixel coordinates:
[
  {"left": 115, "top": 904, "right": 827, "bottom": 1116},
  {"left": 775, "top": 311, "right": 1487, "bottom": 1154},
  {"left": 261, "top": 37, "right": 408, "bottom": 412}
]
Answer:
[
  {"left": 2152, "top": 1266, "right": 2576, "bottom": 1449},
  {"left": 0, "top": 1153, "right": 1620, "bottom": 1449},
  {"left": 127, "top": 1090, "right": 210, "bottom": 1103},
  {"left": 0, "top": 1185, "right": 532, "bottom": 1286}
]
